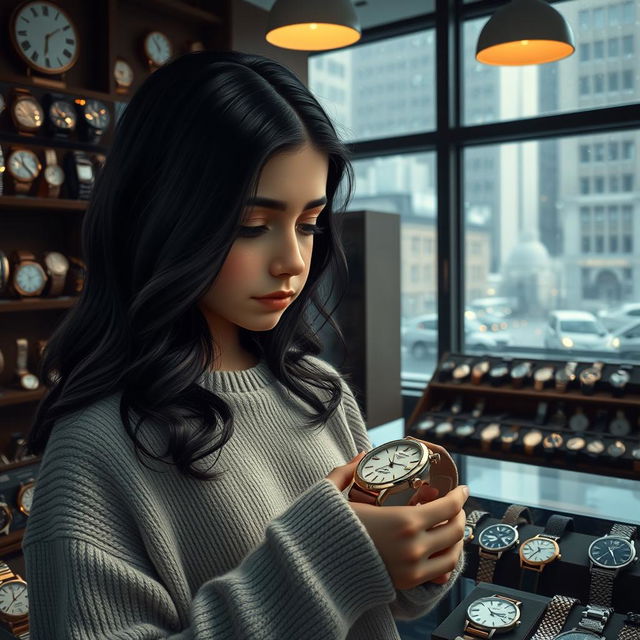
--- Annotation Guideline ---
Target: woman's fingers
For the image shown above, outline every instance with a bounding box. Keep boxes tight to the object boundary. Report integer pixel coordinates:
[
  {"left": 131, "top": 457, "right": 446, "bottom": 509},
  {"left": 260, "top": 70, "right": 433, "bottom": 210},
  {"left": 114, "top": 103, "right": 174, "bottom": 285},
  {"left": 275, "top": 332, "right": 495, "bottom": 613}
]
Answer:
[
  {"left": 408, "top": 484, "right": 439, "bottom": 506},
  {"left": 417, "top": 539, "right": 464, "bottom": 583},
  {"left": 418, "top": 485, "right": 469, "bottom": 527},
  {"left": 421, "top": 508, "right": 466, "bottom": 555}
]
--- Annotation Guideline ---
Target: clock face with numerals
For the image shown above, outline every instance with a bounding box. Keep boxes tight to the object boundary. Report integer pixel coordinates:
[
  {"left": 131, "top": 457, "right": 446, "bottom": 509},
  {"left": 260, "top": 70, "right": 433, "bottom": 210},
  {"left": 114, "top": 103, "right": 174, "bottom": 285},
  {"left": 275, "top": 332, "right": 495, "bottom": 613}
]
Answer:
[{"left": 11, "top": 1, "right": 80, "bottom": 75}]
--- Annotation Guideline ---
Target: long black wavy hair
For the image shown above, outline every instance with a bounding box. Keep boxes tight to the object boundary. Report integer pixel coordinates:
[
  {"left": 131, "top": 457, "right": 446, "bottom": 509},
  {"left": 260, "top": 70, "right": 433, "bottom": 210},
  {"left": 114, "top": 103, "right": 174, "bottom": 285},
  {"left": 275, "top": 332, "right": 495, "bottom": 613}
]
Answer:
[{"left": 26, "top": 50, "right": 355, "bottom": 481}]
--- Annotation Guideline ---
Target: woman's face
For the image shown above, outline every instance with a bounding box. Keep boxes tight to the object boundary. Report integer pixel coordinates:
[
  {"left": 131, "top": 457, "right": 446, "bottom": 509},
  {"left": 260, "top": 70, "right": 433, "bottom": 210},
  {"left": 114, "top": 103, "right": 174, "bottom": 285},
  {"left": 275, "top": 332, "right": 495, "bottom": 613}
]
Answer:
[{"left": 198, "top": 142, "right": 329, "bottom": 339}]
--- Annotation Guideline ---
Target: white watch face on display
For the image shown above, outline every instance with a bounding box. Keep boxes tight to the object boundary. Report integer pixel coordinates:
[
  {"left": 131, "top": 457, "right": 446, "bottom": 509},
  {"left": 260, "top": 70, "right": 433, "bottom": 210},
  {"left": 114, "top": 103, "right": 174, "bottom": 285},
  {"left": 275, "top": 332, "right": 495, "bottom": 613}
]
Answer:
[
  {"left": 145, "top": 31, "right": 172, "bottom": 66},
  {"left": 357, "top": 440, "right": 424, "bottom": 487},
  {"left": 0, "top": 580, "right": 28, "bottom": 616},
  {"left": 13, "top": 98, "right": 43, "bottom": 128},
  {"left": 9, "top": 150, "right": 40, "bottom": 180},
  {"left": 114, "top": 58, "right": 134, "bottom": 86},
  {"left": 21, "top": 373, "right": 40, "bottom": 390},
  {"left": 77, "top": 163, "right": 93, "bottom": 181},
  {"left": 20, "top": 485, "right": 35, "bottom": 515},
  {"left": 467, "top": 596, "right": 519, "bottom": 629},
  {"left": 16, "top": 264, "right": 45, "bottom": 293},
  {"left": 45, "top": 164, "right": 65, "bottom": 186},
  {"left": 521, "top": 537, "right": 557, "bottom": 563}
]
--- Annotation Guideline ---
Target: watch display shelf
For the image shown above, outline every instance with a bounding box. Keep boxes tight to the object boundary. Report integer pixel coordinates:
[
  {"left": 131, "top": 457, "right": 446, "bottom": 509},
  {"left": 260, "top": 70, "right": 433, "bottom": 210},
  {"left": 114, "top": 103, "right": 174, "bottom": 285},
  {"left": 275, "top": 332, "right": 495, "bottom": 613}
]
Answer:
[
  {"left": 406, "top": 353, "right": 640, "bottom": 481},
  {"left": 462, "top": 518, "right": 640, "bottom": 614},
  {"left": 0, "top": 0, "right": 231, "bottom": 506},
  {"left": 433, "top": 582, "right": 629, "bottom": 640}
]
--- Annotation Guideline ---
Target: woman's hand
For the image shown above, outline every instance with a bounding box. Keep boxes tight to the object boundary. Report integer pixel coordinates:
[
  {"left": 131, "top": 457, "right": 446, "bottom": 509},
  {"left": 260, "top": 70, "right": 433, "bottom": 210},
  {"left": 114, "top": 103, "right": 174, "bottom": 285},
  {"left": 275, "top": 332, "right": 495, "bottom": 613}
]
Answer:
[{"left": 327, "top": 452, "right": 468, "bottom": 590}]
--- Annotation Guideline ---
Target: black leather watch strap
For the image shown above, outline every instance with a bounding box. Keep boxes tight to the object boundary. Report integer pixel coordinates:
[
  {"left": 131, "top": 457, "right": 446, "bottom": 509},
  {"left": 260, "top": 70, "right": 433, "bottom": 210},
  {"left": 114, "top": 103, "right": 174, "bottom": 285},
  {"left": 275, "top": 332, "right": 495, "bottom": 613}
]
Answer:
[{"left": 530, "top": 595, "right": 579, "bottom": 640}]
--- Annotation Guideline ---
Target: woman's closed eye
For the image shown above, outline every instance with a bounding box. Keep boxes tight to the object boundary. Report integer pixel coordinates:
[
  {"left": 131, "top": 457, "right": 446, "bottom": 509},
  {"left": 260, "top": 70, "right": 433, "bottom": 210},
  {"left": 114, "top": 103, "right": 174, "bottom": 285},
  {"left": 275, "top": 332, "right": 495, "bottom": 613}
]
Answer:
[{"left": 238, "top": 223, "right": 324, "bottom": 238}]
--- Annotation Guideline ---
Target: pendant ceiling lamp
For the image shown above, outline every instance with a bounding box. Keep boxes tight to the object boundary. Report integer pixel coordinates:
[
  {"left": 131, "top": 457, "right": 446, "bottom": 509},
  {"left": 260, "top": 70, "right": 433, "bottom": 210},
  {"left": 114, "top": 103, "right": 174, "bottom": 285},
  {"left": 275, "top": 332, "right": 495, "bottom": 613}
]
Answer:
[
  {"left": 266, "top": 0, "right": 361, "bottom": 51},
  {"left": 476, "top": 0, "right": 575, "bottom": 66}
]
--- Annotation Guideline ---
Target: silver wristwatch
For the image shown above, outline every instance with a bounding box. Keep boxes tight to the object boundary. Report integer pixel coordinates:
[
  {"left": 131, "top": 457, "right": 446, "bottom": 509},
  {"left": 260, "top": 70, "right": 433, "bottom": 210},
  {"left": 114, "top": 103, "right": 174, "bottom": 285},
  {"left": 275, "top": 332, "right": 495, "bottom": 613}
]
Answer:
[
  {"left": 588, "top": 523, "right": 638, "bottom": 608},
  {"left": 552, "top": 604, "right": 612, "bottom": 640}
]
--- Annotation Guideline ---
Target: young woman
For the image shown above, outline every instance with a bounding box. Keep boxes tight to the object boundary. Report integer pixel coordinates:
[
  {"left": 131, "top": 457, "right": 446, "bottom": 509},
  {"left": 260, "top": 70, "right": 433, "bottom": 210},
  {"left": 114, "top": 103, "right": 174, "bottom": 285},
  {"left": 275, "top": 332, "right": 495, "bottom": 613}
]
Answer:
[{"left": 24, "top": 50, "right": 468, "bottom": 639}]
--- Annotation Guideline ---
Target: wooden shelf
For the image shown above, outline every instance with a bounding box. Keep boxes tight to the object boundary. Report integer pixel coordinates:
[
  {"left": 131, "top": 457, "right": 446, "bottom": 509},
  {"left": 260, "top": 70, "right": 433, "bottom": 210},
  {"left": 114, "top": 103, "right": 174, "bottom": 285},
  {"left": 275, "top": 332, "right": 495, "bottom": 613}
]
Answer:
[
  {"left": 0, "top": 297, "right": 77, "bottom": 313},
  {"left": 427, "top": 381, "right": 640, "bottom": 407},
  {"left": 0, "top": 71, "right": 117, "bottom": 102},
  {"left": 0, "top": 387, "right": 46, "bottom": 408},
  {"left": 123, "top": 0, "right": 222, "bottom": 24},
  {"left": 0, "top": 196, "right": 88, "bottom": 212}
]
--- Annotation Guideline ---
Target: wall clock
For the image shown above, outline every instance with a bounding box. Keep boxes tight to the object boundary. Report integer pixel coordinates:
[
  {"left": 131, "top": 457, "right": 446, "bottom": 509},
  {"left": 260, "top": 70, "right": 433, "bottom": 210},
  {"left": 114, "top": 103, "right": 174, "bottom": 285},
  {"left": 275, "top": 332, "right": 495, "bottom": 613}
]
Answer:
[{"left": 10, "top": 1, "right": 80, "bottom": 76}]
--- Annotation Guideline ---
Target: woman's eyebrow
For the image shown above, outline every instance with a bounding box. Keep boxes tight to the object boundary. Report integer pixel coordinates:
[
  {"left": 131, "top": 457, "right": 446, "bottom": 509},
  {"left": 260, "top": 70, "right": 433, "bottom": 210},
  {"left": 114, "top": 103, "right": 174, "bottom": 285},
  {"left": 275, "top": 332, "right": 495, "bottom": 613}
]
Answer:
[{"left": 245, "top": 196, "right": 327, "bottom": 211}]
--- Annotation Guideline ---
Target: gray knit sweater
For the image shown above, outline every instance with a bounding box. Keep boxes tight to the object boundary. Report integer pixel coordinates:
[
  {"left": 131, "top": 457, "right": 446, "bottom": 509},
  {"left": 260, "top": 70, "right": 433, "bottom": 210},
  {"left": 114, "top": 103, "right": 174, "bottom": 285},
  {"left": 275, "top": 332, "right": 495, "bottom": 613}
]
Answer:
[{"left": 23, "top": 354, "right": 462, "bottom": 639}]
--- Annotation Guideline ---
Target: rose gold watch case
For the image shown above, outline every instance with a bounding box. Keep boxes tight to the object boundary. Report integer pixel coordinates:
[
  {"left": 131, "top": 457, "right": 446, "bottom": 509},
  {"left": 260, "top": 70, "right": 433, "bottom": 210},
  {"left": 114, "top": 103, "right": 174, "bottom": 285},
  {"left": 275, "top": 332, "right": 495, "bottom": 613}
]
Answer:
[
  {"left": 0, "top": 577, "right": 28, "bottom": 623},
  {"left": 353, "top": 438, "right": 438, "bottom": 498},
  {"left": 519, "top": 536, "right": 561, "bottom": 571},
  {"left": 17, "top": 480, "right": 35, "bottom": 517}
]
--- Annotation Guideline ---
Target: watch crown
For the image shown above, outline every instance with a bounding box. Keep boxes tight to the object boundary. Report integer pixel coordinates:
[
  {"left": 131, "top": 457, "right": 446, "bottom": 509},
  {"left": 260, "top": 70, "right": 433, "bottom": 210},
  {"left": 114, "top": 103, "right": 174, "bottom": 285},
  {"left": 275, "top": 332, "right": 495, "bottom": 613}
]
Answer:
[{"left": 429, "top": 452, "right": 441, "bottom": 464}]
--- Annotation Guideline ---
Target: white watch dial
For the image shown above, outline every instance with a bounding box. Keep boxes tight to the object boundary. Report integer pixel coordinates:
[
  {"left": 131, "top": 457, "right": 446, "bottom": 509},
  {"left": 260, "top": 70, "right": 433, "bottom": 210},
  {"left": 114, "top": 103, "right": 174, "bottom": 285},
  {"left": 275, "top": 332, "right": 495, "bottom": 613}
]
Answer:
[
  {"left": 16, "top": 264, "right": 45, "bottom": 293},
  {"left": 14, "top": 98, "right": 43, "bottom": 128},
  {"left": 45, "top": 164, "right": 64, "bottom": 186},
  {"left": 358, "top": 441, "right": 423, "bottom": 486},
  {"left": 145, "top": 31, "right": 172, "bottom": 66},
  {"left": 467, "top": 596, "right": 518, "bottom": 629},
  {"left": 114, "top": 58, "right": 134, "bottom": 86},
  {"left": 521, "top": 537, "right": 557, "bottom": 562},
  {"left": 9, "top": 150, "right": 40, "bottom": 180},
  {"left": 12, "top": 1, "right": 79, "bottom": 74},
  {"left": 0, "top": 581, "right": 29, "bottom": 616},
  {"left": 21, "top": 373, "right": 39, "bottom": 390}
]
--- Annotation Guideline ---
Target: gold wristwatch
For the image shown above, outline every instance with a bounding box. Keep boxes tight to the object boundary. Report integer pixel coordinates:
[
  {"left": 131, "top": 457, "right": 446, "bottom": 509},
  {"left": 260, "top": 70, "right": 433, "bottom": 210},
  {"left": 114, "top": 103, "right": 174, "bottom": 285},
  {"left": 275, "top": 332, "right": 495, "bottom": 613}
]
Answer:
[
  {"left": 347, "top": 437, "right": 458, "bottom": 505},
  {"left": 9, "top": 251, "right": 47, "bottom": 298},
  {"left": 40, "top": 148, "right": 65, "bottom": 199},
  {"left": 0, "top": 560, "right": 29, "bottom": 639}
]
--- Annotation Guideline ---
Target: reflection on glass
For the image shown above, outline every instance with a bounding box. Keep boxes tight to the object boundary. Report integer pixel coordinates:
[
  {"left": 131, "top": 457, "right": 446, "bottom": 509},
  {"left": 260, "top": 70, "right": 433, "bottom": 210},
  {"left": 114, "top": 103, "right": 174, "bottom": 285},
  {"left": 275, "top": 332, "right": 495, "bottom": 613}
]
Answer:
[
  {"left": 347, "top": 153, "right": 438, "bottom": 379},
  {"left": 464, "top": 131, "right": 639, "bottom": 364},
  {"left": 464, "top": 0, "right": 639, "bottom": 125},
  {"left": 308, "top": 30, "right": 435, "bottom": 142}
]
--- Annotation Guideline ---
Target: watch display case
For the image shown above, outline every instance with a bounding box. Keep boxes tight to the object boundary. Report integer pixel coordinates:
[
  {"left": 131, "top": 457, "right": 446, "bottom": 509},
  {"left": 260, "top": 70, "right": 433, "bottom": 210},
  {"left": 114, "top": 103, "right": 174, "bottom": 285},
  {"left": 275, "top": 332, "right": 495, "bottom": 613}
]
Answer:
[
  {"left": 407, "top": 353, "right": 640, "bottom": 480},
  {"left": 433, "top": 583, "right": 632, "bottom": 640},
  {"left": 0, "top": 0, "right": 231, "bottom": 570}
]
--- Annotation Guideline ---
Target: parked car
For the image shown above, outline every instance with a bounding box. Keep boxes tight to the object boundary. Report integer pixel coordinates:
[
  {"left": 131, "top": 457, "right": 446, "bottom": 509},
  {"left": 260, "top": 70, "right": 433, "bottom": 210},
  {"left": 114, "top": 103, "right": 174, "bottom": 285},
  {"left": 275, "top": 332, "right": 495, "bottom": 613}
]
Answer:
[
  {"left": 543, "top": 310, "right": 617, "bottom": 352},
  {"left": 598, "top": 302, "right": 640, "bottom": 332},
  {"left": 610, "top": 319, "right": 640, "bottom": 357},
  {"left": 401, "top": 313, "right": 512, "bottom": 359}
]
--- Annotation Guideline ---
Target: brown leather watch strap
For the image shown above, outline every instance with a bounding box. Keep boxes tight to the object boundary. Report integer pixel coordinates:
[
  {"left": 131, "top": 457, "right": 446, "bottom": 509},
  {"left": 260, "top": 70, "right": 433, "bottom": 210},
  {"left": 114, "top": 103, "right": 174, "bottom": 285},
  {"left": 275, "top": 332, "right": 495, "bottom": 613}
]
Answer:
[
  {"left": 502, "top": 504, "right": 532, "bottom": 526},
  {"left": 406, "top": 437, "right": 458, "bottom": 497}
]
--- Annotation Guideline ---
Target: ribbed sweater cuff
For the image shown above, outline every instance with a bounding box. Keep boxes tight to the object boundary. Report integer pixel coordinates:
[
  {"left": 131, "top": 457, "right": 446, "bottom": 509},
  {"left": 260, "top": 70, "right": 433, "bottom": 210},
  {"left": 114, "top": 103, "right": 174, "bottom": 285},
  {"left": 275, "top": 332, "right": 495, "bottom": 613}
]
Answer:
[{"left": 267, "top": 478, "right": 397, "bottom": 621}]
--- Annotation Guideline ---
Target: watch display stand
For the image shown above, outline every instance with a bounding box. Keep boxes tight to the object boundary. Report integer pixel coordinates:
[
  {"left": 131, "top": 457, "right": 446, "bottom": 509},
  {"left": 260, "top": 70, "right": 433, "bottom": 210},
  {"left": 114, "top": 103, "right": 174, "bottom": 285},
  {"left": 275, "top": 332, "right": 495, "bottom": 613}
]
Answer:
[
  {"left": 406, "top": 353, "right": 640, "bottom": 480},
  {"left": 464, "top": 519, "right": 640, "bottom": 614},
  {"left": 433, "top": 582, "right": 629, "bottom": 640},
  {"left": 432, "top": 582, "right": 548, "bottom": 640}
]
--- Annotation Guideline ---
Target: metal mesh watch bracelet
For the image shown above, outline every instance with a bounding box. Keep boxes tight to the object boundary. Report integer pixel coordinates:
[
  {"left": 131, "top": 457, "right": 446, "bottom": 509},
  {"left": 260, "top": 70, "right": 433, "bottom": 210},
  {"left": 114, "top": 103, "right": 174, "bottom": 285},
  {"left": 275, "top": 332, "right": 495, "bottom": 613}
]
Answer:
[
  {"left": 477, "top": 504, "right": 532, "bottom": 583},
  {"left": 530, "top": 595, "right": 579, "bottom": 640},
  {"left": 588, "top": 523, "right": 637, "bottom": 608}
]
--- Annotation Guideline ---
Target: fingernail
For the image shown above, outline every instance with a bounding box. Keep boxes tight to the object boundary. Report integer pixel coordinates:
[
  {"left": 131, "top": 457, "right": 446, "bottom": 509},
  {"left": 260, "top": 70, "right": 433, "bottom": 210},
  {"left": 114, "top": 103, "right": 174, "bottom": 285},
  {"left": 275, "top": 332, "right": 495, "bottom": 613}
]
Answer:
[{"left": 461, "top": 485, "right": 470, "bottom": 498}]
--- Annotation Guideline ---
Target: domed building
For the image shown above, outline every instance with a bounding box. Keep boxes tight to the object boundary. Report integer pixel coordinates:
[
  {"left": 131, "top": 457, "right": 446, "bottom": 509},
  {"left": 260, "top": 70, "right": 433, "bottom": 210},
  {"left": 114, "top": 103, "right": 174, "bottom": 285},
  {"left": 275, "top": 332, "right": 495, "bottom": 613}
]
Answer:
[{"left": 501, "top": 232, "right": 557, "bottom": 316}]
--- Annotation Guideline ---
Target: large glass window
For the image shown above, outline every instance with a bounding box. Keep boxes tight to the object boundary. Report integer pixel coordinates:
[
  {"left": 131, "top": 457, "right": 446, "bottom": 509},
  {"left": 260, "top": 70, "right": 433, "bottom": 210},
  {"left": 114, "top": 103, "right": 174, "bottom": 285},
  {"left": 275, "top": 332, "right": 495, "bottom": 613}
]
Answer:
[
  {"left": 308, "top": 30, "right": 435, "bottom": 143},
  {"left": 463, "top": 0, "right": 640, "bottom": 125},
  {"left": 463, "top": 130, "right": 640, "bottom": 365}
]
